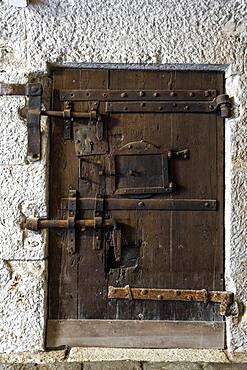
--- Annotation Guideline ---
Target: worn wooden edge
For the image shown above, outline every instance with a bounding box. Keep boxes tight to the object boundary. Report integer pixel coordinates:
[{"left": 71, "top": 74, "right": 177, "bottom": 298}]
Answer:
[{"left": 46, "top": 320, "right": 225, "bottom": 349}]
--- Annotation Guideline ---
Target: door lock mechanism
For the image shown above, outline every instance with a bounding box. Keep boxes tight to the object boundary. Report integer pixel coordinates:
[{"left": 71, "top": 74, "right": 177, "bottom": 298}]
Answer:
[{"left": 24, "top": 190, "right": 120, "bottom": 255}]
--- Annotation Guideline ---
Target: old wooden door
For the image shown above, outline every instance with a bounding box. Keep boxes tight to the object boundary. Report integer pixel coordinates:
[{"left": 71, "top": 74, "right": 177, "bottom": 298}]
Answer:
[{"left": 47, "top": 67, "right": 229, "bottom": 348}]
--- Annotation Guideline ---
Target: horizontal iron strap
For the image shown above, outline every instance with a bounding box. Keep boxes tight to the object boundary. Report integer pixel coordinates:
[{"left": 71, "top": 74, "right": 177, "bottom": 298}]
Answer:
[
  {"left": 41, "top": 110, "right": 96, "bottom": 119},
  {"left": 106, "top": 101, "right": 216, "bottom": 113},
  {"left": 108, "top": 286, "right": 234, "bottom": 316},
  {"left": 59, "top": 89, "right": 217, "bottom": 101},
  {"left": 0, "top": 83, "right": 42, "bottom": 97},
  {"left": 108, "top": 286, "right": 233, "bottom": 304},
  {"left": 25, "top": 218, "right": 115, "bottom": 230},
  {"left": 61, "top": 198, "right": 217, "bottom": 211}
]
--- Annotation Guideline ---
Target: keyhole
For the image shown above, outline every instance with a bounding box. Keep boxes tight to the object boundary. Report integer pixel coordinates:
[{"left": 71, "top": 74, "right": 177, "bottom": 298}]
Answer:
[{"left": 90, "top": 141, "right": 94, "bottom": 151}]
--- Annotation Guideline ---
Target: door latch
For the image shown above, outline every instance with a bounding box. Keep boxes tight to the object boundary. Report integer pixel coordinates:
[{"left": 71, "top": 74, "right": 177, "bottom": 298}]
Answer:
[
  {"left": 0, "top": 82, "right": 98, "bottom": 161},
  {"left": 24, "top": 189, "right": 118, "bottom": 255}
]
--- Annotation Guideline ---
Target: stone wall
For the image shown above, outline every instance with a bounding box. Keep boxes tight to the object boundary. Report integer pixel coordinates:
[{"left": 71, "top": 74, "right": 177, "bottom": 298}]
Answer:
[{"left": 0, "top": 0, "right": 247, "bottom": 354}]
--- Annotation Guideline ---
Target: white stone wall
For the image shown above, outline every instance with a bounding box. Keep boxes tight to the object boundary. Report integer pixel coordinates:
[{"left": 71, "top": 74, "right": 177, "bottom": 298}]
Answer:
[{"left": 0, "top": 0, "right": 246, "bottom": 353}]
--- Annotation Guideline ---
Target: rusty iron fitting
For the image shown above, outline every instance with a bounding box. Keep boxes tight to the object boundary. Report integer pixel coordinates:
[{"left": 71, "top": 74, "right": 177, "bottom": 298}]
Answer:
[{"left": 24, "top": 217, "right": 39, "bottom": 231}]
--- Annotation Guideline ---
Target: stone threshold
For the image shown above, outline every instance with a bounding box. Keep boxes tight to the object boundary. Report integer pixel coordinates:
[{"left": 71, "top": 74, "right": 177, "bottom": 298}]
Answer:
[{"left": 0, "top": 348, "right": 247, "bottom": 364}]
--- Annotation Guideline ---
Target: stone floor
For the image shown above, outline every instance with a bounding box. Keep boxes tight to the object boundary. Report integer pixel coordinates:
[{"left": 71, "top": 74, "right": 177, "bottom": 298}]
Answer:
[
  {"left": 0, "top": 349, "right": 247, "bottom": 369},
  {"left": 1, "top": 362, "right": 247, "bottom": 369}
]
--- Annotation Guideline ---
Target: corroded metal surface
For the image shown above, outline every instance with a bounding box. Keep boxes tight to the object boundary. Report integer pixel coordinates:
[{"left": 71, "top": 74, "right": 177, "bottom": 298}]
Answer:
[{"left": 108, "top": 286, "right": 234, "bottom": 316}]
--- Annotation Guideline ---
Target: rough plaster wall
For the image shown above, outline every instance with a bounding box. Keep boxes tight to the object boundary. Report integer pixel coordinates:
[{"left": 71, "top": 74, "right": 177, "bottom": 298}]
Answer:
[{"left": 0, "top": 0, "right": 246, "bottom": 353}]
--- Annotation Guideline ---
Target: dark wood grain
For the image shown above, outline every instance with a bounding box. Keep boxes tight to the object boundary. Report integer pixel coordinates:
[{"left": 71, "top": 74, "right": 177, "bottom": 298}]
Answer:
[{"left": 48, "top": 68, "right": 225, "bottom": 328}]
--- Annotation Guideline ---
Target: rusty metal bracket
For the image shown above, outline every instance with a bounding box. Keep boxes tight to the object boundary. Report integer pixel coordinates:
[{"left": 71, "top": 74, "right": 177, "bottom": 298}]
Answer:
[
  {"left": 0, "top": 82, "right": 42, "bottom": 161},
  {"left": 93, "top": 195, "right": 104, "bottom": 250},
  {"left": 213, "top": 94, "right": 232, "bottom": 118},
  {"left": 63, "top": 101, "right": 72, "bottom": 140},
  {"left": 108, "top": 286, "right": 234, "bottom": 317},
  {"left": 67, "top": 189, "right": 77, "bottom": 255}
]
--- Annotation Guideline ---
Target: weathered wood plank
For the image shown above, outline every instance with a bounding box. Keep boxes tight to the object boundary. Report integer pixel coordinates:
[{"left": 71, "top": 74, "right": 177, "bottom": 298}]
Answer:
[{"left": 46, "top": 320, "right": 225, "bottom": 349}]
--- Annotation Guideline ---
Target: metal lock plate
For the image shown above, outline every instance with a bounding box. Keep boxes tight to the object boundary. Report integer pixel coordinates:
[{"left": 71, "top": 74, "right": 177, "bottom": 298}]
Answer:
[{"left": 73, "top": 123, "right": 108, "bottom": 156}]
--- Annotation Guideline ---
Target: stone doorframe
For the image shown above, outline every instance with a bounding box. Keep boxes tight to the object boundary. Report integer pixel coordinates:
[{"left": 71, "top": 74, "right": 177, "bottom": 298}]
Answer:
[{"left": 0, "top": 63, "right": 246, "bottom": 354}]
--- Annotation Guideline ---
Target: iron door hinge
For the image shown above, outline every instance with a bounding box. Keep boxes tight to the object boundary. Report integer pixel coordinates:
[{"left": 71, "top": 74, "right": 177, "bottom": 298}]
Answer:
[
  {"left": 108, "top": 286, "right": 235, "bottom": 317},
  {"left": 60, "top": 88, "right": 233, "bottom": 117}
]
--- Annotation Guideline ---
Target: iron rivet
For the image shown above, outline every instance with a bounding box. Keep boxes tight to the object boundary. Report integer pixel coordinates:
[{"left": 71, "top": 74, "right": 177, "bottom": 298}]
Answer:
[
  {"left": 31, "top": 85, "right": 38, "bottom": 93},
  {"left": 204, "top": 202, "right": 210, "bottom": 207},
  {"left": 123, "top": 106, "right": 128, "bottom": 111},
  {"left": 141, "top": 289, "right": 148, "bottom": 295},
  {"left": 189, "top": 92, "right": 195, "bottom": 97},
  {"left": 140, "top": 102, "right": 145, "bottom": 107},
  {"left": 153, "top": 92, "right": 159, "bottom": 97},
  {"left": 205, "top": 90, "right": 211, "bottom": 97},
  {"left": 173, "top": 103, "right": 177, "bottom": 107},
  {"left": 139, "top": 91, "right": 145, "bottom": 97},
  {"left": 102, "top": 93, "right": 107, "bottom": 97},
  {"left": 184, "top": 105, "right": 190, "bottom": 111},
  {"left": 170, "top": 91, "right": 176, "bottom": 97},
  {"left": 138, "top": 201, "right": 145, "bottom": 207},
  {"left": 167, "top": 151, "right": 172, "bottom": 158},
  {"left": 158, "top": 106, "right": 163, "bottom": 111},
  {"left": 121, "top": 92, "right": 128, "bottom": 98},
  {"left": 209, "top": 105, "right": 214, "bottom": 110},
  {"left": 128, "top": 144, "right": 133, "bottom": 149},
  {"left": 158, "top": 295, "right": 164, "bottom": 300},
  {"left": 169, "top": 182, "right": 174, "bottom": 189}
]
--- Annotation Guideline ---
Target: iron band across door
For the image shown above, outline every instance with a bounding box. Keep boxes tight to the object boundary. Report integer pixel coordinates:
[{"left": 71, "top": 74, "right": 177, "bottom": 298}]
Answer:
[
  {"left": 60, "top": 198, "right": 217, "bottom": 211},
  {"left": 108, "top": 286, "right": 234, "bottom": 317},
  {"left": 0, "top": 82, "right": 232, "bottom": 161}
]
